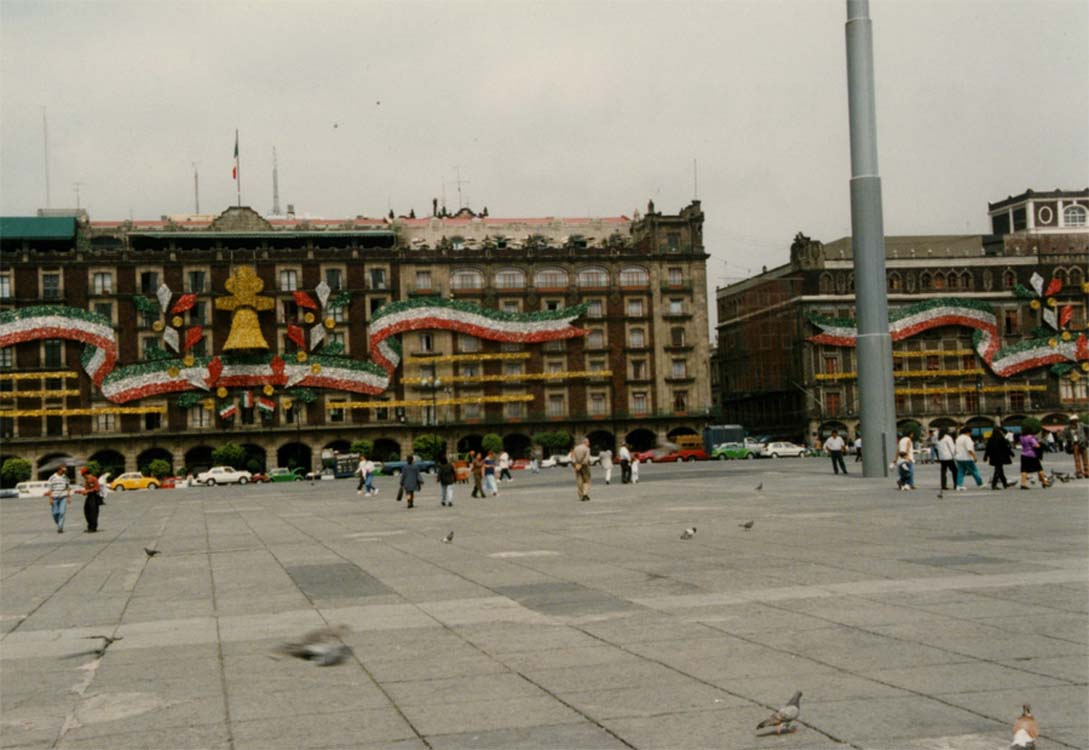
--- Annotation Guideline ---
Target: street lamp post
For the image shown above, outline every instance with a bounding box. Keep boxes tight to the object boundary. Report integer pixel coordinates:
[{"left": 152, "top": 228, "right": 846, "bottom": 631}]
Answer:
[{"left": 423, "top": 377, "right": 442, "bottom": 427}]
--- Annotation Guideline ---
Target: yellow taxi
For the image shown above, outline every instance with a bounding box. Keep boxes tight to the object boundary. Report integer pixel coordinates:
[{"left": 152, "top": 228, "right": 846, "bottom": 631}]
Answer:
[{"left": 108, "top": 472, "right": 160, "bottom": 491}]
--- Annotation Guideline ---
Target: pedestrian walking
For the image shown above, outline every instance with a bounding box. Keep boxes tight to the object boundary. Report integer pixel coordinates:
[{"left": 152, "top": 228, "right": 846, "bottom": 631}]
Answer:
[
  {"left": 853, "top": 434, "right": 862, "bottom": 462},
  {"left": 399, "top": 456, "right": 422, "bottom": 509},
  {"left": 1062, "top": 415, "right": 1088, "bottom": 478},
  {"left": 74, "top": 466, "right": 102, "bottom": 532},
  {"left": 1044, "top": 430, "right": 1056, "bottom": 453},
  {"left": 46, "top": 464, "right": 70, "bottom": 533},
  {"left": 572, "top": 437, "right": 592, "bottom": 501},
  {"left": 631, "top": 455, "right": 640, "bottom": 483},
  {"left": 825, "top": 430, "right": 848, "bottom": 475},
  {"left": 895, "top": 452, "right": 912, "bottom": 490},
  {"left": 936, "top": 428, "right": 957, "bottom": 490},
  {"left": 498, "top": 450, "right": 513, "bottom": 482},
  {"left": 483, "top": 451, "right": 499, "bottom": 496},
  {"left": 984, "top": 426, "right": 1013, "bottom": 490},
  {"left": 1018, "top": 428, "right": 1050, "bottom": 490},
  {"left": 600, "top": 448, "right": 613, "bottom": 485},
  {"left": 897, "top": 431, "right": 916, "bottom": 489},
  {"left": 355, "top": 454, "right": 369, "bottom": 495},
  {"left": 437, "top": 455, "right": 456, "bottom": 507},
  {"left": 954, "top": 426, "right": 983, "bottom": 490},
  {"left": 470, "top": 451, "right": 484, "bottom": 498},
  {"left": 618, "top": 443, "right": 632, "bottom": 484}
]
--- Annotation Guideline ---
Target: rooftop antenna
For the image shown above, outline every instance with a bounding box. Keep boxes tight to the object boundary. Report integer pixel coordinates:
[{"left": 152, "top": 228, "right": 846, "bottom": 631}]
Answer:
[
  {"left": 73, "top": 181, "right": 85, "bottom": 210},
  {"left": 192, "top": 162, "right": 200, "bottom": 214},
  {"left": 271, "top": 147, "right": 281, "bottom": 216},
  {"left": 42, "top": 107, "right": 51, "bottom": 208},
  {"left": 452, "top": 166, "right": 470, "bottom": 209}
]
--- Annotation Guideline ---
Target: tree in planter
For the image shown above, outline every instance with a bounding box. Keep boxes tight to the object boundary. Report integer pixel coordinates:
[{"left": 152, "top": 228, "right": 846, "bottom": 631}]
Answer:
[
  {"left": 83, "top": 460, "right": 102, "bottom": 477},
  {"left": 1021, "top": 417, "right": 1043, "bottom": 436},
  {"left": 413, "top": 434, "right": 446, "bottom": 462},
  {"left": 350, "top": 439, "right": 374, "bottom": 457},
  {"left": 481, "top": 433, "right": 503, "bottom": 455},
  {"left": 146, "top": 459, "right": 172, "bottom": 480},
  {"left": 0, "top": 457, "right": 31, "bottom": 488},
  {"left": 212, "top": 442, "right": 246, "bottom": 469},
  {"left": 533, "top": 430, "right": 573, "bottom": 458}
]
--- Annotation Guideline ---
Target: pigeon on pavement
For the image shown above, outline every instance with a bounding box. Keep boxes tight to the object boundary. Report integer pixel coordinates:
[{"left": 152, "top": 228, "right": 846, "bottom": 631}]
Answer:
[
  {"left": 756, "top": 691, "right": 802, "bottom": 735},
  {"left": 739, "top": 521, "right": 754, "bottom": 530},
  {"left": 82, "top": 634, "right": 122, "bottom": 656},
  {"left": 144, "top": 548, "right": 160, "bottom": 557},
  {"left": 1010, "top": 704, "right": 1038, "bottom": 749},
  {"left": 680, "top": 527, "right": 697, "bottom": 540},
  {"left": 442, "top": 531, "right": 454, "bottom": 543},
  {"left": 277, "top": 625, "right": 353, "bottom": 667},
  {"left": 937, "top": 489, "right": 944, "bottom": 499},
  {"left": 754, "top": 482, "right": 763, "bottom": 491}
]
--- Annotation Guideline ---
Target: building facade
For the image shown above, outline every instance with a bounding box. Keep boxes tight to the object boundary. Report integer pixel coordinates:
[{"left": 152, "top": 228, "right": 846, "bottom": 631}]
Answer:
[
  {"left": 0, "top": 200, "right": 712, "bottom": 478},
  {"left": 715, "top": 189, "right": 1089, "bottom": 444}
]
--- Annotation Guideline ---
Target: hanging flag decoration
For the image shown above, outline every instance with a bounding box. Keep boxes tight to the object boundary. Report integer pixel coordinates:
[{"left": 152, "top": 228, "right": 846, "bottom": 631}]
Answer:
[
  {"left": 1044, "top": 277, "right": 1063, "bottom": 297},
  {"left": 156, "top": 284, "right": 173, "bottom": 313},
  {"left": 287, "top": 324, "right": 306, "bottom": 349},
  {"left": 1030, "top": 272, "right": 1044, "bottom": 296},
  {"left": 315, "top": 280, "right": 332, "bottom": 309},
  {"left": 293, "top": 291, "right": 319, "bottom": 310},
  {"left": 218, "top": 401, "right": 238, "bottom": 420},
  {"left": 1043, "top": 308, "right": 1057, "bottom": 330},
  {"left": 1060, "top": 305, "right": 1074, "bottom": 328},
  {"left": 309, "top": 325, "right": 325, "bottom": 351},
  {"left": 256, "top": 396, "right": 276, "bottom": 414},
  {"left": 171, "top": 294, "right": 197, "bottom": 314},
  {"left": 232, "top": 131, "right": 239, "bottom": 180},
  {"left": 162, "top": 328, "right": 180, "bottom": 352},
  {"left": 184, "top": 326, "right": 203, "bottom": 351},
  {"left": 241, "top": 390, "right": 254, "bottom": 409}
]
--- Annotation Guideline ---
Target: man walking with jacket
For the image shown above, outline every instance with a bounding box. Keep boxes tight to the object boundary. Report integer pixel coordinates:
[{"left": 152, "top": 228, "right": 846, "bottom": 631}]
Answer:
[{"left": 572, "top": 437, "right": 592, "bottom": 501}]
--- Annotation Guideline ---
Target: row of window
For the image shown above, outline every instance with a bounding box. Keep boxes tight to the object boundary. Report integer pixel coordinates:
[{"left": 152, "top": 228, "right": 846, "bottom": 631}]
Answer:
[
  {"left": 816, "top": 266, "right": 1086, "bottom": 296},
  {"left": 448, "top": 265, "right": 679, "bottom": 290}
]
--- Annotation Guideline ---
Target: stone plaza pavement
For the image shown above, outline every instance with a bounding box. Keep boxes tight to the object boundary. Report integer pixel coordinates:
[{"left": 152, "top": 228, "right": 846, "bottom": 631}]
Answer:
[{"left": 1, "top": 458, "right": 1087, "bottom": 750}]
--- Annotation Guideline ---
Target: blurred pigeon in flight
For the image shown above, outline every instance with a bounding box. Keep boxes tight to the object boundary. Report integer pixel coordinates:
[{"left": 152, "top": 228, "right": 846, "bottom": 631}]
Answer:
[
  {"left": 277, "top": 625, "right": 352, "bottom": 667},
  {"left": 442, "top": 531, "right": 454, "bottom": 543},
  {"left": 144, "top": 547, "right": 160, "bottom": 558},
  {"left": 739, "top": 520, "right": 754, "bottom": 530},
  {"left": 756, "top": 691, "right": 801, "bottom": 735},
  {"left": 754, "top": 482, "right": 763, "bottom": 491},
  {"left": 680, "top": 527, "right": 696, "bottom": 540}
]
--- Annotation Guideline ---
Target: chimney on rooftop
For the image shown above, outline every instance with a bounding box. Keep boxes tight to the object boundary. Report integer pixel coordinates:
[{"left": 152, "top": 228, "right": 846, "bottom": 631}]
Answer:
[{"left": 286, "top": 204, "right": 295, "bottom": 220}]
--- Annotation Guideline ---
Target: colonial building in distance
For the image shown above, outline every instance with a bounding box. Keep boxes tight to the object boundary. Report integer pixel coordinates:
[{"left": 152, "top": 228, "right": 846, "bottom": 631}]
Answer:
[
  {"left": 715, "top": 189, "right": 1089, "bottom": 445},
  {"left": 0, "top": 200, "right": 712, "bottom": 477}
]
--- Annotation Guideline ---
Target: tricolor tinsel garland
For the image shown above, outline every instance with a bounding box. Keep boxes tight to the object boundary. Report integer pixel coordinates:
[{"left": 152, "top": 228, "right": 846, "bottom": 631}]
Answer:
[
  {"left": 807, "top": 298, "right": 1089, "bottom": 377},
  {"left": 0, "top": 306, "right": 118, "bottom": 386}
]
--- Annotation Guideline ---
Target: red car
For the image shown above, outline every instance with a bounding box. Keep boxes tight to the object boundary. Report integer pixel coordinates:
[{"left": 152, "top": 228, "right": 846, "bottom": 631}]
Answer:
[
  {"left": 634, "top": 449, "right": 658, "bottom": 462},
  {"left": 511, "top": 458, "right": 531, "bottom": 471},
  {"left": 652, "top": 448, "right": 710, "bottom": 463}
]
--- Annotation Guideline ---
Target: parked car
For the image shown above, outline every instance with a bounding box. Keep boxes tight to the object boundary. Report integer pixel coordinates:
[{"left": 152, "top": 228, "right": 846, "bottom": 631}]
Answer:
[
  {"left": 305, "top": 469, "right": 336, "bottom": 481},
  {"left": 249, "top": 472, "right": 270, "bottom": 483},
  {"left": 195, "top": 466, "right": 253, "bottom": 485},
  {"left": 15, "top": 481, "right": 51, "bottom": 498},
  {"left": 0, "top": 488, "right": 19, "bottom": 499},
  {"left": 652, "top": 448, "right": 711, "bottom": 463},
  {"left": 379, "top": 457, "right": 436, "bottom": 476},
  {"left": 761, "top": 442, "right": 807, "bottom": 458},
  {"left": 712, "top": 442, "right": 758, "bottom": 460},
  {"left": 267, "top": 467, "right": 305, "bottom": 482},
  {"left": 540, "top": 456, "right": 558, "bottom": 469},
  {"left": 109, "top": 472, "right": 160, "bottom": 491},
  {"left": 511, "top": 458, "right": 531, "bottom": 471},
  {"left": 633, "top": 449, "right": 658, "bottom": 462}
]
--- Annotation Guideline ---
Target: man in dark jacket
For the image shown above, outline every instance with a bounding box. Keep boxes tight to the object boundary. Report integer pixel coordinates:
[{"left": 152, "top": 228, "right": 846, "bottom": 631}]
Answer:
[
  {"left": 437, "top": 456, "right": 456, "bottom": 507},
  {"left": 75, "top": 467, "right": 103, "bottom": 532},
  {"left": 400, "top": 456, "right": 422, "bottom": 509},
  {"left": 983, "top": 426, "right": 1013, "bottom": 490}
]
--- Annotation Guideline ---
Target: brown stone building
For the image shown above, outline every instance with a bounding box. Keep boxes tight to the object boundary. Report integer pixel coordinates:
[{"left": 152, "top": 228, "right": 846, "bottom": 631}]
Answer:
[
  {"left": 714, "top": 189, "right": 1089, "bottom": 444},
  {"left": 0, "top": 200, "right": 712, "bottom": 477}
]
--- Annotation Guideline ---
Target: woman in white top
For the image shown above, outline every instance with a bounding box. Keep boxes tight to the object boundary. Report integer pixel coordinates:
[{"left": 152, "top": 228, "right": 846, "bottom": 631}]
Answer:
[
  {"left": 953, "top": 427, "right": 983, "bottom": 490},
  {"left": 897, "top": 432, "right": 915, "bottom": 489}
]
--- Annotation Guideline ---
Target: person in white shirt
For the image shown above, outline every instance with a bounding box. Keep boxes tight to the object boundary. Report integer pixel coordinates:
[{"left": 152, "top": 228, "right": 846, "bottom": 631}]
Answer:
[
  {"left": 936, "top": 429, "right": 957, "bottom": 491},
  {"left": 897, "top": 431, "right": 915, "bottom": 489},
  {"left": 46, "top": 464, "right": 71, "bottom": 533},
  {"left": 853, "top": 435, "right": 862, "bottom": 462},
  {"left": 599, "top": 448, "right": 613, "bottom": 485},
  {"left": 618, "top": 444, "right": 632, "bottom": 484},
  {"left": 953, "top": 427, "right": 983, "bottom": 490},
  {"left": 498, "top": 451, "right": 513, "bottom": 482},
  {"left": 631, "top": 455, "right": 640, "bottom": 483},
  {"left": 824, "top": 430, "right": 848, "bottom": 475}
]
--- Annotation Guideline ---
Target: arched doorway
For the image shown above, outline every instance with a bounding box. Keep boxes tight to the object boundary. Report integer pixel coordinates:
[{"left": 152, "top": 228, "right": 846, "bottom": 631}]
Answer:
[
  {"left": 666, "top": 426, "right": 699, "bottom": 440},
  {"left": 1041, "top": 413, "right": 1070, "bottom": 429},
  {"left": 624, "top": 428, "right": 657, "bottom": 451},
  {"left": 88, "top": 449, "right": 126, "bottom": 478},
  {"left": 277, "top": 442, "right": 311, "bottom": 472},
  {"left": 897, "top": 419, "right": 923, "bottom": 438},
  {"left": 818, "top": 421, "right": 849, "bottom": 439},
  {"left": 964, "top": 416, "right": 995, "bottom": 440},
  {"left": 185, "top": 445, "right": 215, "bottom": 475},
  {"left": 457, "top": 434, "right": 483, "bottom": 456},
  {"left": 37, "top": 452, "right": 75, "bottom": 479},
  {"left": 503, "top": 433, "right": 532, "bottom": 459},
  {"left": 586, "top": 430, "right": 616, "bottom": 453},
  {"left": 372, "top": 438, "right": 401, "bottom": 462},
  {"left": 136, "top": 447, "right": 174, "bottom": 477},
  {"left": 324, "top": 439, "right": 351, "bottom": 454},
  {"left": 1001, "top": 414, "right": 1029, "bottom": 429},
  {"left": 240, "top": 443, "right": 267, "bottom": 474}
]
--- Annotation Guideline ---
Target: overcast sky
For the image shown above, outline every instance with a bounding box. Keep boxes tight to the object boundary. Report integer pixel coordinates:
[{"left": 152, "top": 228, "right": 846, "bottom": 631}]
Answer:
[{"left": 2, "top": 0, "right": 1086, "bottom": 296}]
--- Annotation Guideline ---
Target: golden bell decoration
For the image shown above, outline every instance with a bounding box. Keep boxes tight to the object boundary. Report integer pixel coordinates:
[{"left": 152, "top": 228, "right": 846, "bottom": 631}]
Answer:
[
  {"left": 324, "top": 317, "right": 335, "bottom": 330},
  {"left": 216, "top": 386, "right": 228, "bottom": 398},
  {"left": 1062, "top": 331, "right": 1072, "bottom": 341},
  {"left": 1048, "top": 338, "right": 1058, "bottom": 348},
  {"left": 167, "top": 366, "right": 180, "bottom": 378},
  {"left": 171, "top": 315, "right": 184, "bottom": 328},
  {"left": 304, "top": 312, "right": 316, "bottom": 324},
  {"left": 262, "top": 384, "right": 274, "bottom": 396},
  {"left": 295, "top": 351, "right": 308, "bottom": 363},
  {"left": 152, "top": 320, "right": 165, "bottom": 332},
  {"left": 182, "top": 354, "right": 195, "bottom": 367},
  {"left": 215, "top": 267, "right": 274, "bottom": 351},
  {"left": 310, "top": 363, "right": 322, "bottom": 374}
]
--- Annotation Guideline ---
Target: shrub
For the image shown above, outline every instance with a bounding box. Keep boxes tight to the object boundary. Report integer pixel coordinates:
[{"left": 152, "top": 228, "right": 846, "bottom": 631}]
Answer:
[
  {"left": 245, "top": 458, "right": 263, "bottom": 474},
  {"left": 413, "top": 434, "right": 446, "bottom": 461},
  {"left": 481, "top": 433, "right": 503, "bottom": 455},
  {"left": 83, "top": 460, "right": 102, "bottom": 476},
  {"left": 146, "top": 459, "right": 172, "bottom": 480},
  {"left": 1021, "top": 417, "right": 1042, "bottom": 436},
  {"left": 350, "top": 439, "right": 374, "bottom": 457},
  {"left": 533, "top": 430, "right": 573, "bottom": 456},
  {"left": 212, "top": 442, "right": 246, "bottom": 469},
  {"left": 0, "top": 458, "right": 32, "bottom": 487}
]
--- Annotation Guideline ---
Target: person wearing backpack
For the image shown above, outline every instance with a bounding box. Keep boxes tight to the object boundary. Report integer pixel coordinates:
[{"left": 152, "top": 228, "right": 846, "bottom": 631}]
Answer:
[{"left": 437, "top": 455, "right": 456, "bottom": 507}]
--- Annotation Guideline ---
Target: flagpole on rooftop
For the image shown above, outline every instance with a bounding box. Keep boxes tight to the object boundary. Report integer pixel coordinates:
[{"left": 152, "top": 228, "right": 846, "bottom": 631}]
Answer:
[{"left": 234, "top": 129, "right": 242, "bottom": 207}]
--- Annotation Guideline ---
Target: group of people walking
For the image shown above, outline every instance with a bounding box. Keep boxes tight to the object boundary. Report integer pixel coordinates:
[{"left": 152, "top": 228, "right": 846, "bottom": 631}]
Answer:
[{"left": 43, "top": 463, "right": 103, "bottom": 534}]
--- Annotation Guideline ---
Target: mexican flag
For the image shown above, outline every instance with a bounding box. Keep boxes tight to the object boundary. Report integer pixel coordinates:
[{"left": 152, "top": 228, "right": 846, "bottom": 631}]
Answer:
[
  {"left": 218, "top": 403, "right": 238, "bottom": 420},
  {"left": 256, "top": 396, "right": 275, "bottom": 414},
  {"left": 232, "top": 130, "right": 239, "bottom": 180},
  {"left": 241, "top": 390, "right": 254, "bottom": 409}
]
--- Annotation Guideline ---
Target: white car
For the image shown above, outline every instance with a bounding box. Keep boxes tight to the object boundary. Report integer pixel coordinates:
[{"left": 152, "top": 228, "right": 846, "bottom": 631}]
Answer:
[
  {"left": 16, "top": 481, "right": 51, "bottom": 498},
  {"left": 761, "top": 442, "right": 807, "bottom": 459},
  {"left": 196, "top": 466, "right": 253, "bottom": 486}
]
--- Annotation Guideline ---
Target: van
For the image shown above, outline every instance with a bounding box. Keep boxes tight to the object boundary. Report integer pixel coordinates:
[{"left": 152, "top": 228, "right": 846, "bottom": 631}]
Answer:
[{"left": 16, "top": 481, "right": 51, "bottom": 498}]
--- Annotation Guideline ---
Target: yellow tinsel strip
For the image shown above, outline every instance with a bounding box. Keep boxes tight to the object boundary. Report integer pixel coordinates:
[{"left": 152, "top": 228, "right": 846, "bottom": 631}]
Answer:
[
  {"left": 0, "top": 371, "right": 80, "bottom": 381},
  {"left": 894, "top": 384, "right": 1047, "bottom": 396},
  {"left": 817, "top": 368, "right": 987, "bottom": 381},
  {"left": 0, "top": 405, "right": 167, "bottom": 418},
  {"left": 332, "top": 394, "right": 534, "bottom": 410},
  {"left": 0, "top": 389, "right": 82, "bottom": 399},
  {"left": 892, "top": 349, "right": 976, "bottom": 358},
  {"left": 404, "top": 352, "right": 532, "bottom": 364},
  {"left": 402, "top": 370, "right": 612, "bottom": 385}
]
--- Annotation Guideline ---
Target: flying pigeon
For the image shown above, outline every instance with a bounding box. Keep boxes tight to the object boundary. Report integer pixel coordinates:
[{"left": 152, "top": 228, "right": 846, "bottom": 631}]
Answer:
[
  {"left": 144, "top": 548, "right": 160, "bottom": 558},
  {"left": 442, "top": 531, "right": 454, "bottom": 543},
  {"left": 82, "top": 634, "right": 122, "bottom": 655},
  {"left": 1010, "top": 704, "right": 1038, "bottom": 749},
  {"left": 754, "top": 482, "right": 763, "bottom": 491},
  {"left": 756, "top": 691, "right": 801, "bottom": 735},
  {"left": 739, "top": 520, "right": 754, "bottom": 530},
  {"left": 277, "top": 625, "right": 353, "bottom": 667},
  {"left": 680, "top": 527, "right": 697, "bottom": 540}
]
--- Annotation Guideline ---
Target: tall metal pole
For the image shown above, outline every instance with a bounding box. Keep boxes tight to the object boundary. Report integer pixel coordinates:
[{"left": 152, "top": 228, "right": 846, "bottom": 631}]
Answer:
[
  {"left": 193, "top": 162, "right": 200, "bottom": 214},
  {"left": 42, "top": 107, "right": 51, "bottom": 209},
  {"left": 845, "top": 0, "right": 897, "bottom": 477}
]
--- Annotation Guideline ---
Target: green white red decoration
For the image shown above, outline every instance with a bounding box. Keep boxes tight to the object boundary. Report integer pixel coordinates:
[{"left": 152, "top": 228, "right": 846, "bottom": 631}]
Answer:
[
  {"left": 807, "top": 296, "right": 1089, "bottom": 377},
  {"left": 0, "top": 306, "right": 117, "bottom": 386}
]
